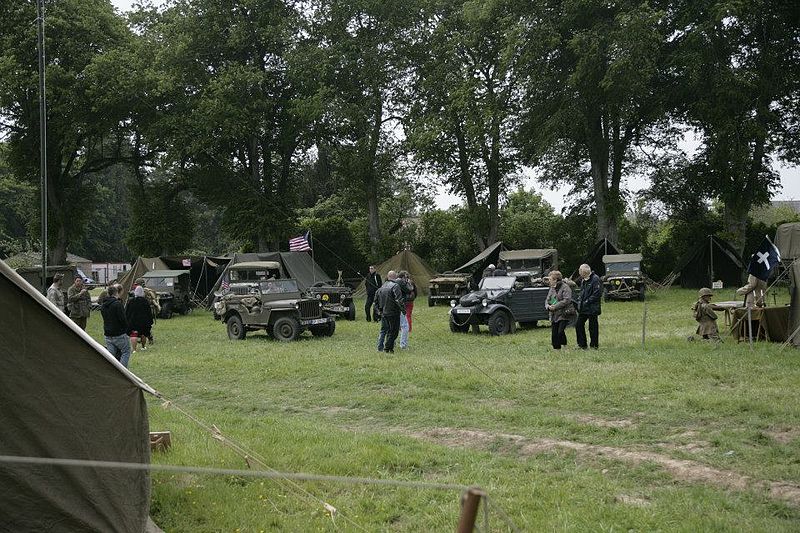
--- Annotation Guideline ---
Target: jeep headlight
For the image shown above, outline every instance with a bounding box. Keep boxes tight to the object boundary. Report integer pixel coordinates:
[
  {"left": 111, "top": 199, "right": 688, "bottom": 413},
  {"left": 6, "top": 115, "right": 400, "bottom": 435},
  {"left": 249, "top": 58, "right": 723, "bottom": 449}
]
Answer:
[
  {"left": 615, "top": 280, "right": 621, "bottom": 285},
  {"left": 450, "top": 300, "right": 457, "bottom": 307},
  {"left": 314, "top": 293, "right": 321, "bottom": 300},
  {"left": 294, "top": 303, "right": 300, "bottom": 309},
  {"left": 482, "top": 298, "right": 488, "bottom": 307},
  {"left": 433, "top": 284, "right": 439, "bottom": 289}
]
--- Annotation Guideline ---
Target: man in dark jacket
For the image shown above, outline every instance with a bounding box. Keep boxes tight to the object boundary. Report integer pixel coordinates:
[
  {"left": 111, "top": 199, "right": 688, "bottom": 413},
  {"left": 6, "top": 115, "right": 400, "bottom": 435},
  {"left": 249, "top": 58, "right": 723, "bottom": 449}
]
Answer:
[
  {"left": 101, "top": 285, "right": 132, "bottom": 367},
  {"left": 364, "top": 265, "right": 382, "bottom": 322},
  {"left": 375, "top": 271, "right": 405, "bottom": 353},
  {"left": 576, "top": 264, "right": 602, "bottom": 349}
]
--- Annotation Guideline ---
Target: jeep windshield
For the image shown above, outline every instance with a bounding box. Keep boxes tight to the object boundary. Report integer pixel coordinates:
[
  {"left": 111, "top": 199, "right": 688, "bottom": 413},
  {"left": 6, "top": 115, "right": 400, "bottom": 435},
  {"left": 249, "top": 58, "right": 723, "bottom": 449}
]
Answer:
[
  {"left": 230, "top": 269, "right": 280, "bottom": 282},
  {"left": 479, "top": 277, "right": 514, "bottom": 290},
  {"left": 607, "top": 262, "right": 641, "bottom": 274},
  {"left": 146, "top": 277, "right": 175, "bottom": 289},
  {"left": 260, "top": 279, "right": 299, "bottom": 294}
]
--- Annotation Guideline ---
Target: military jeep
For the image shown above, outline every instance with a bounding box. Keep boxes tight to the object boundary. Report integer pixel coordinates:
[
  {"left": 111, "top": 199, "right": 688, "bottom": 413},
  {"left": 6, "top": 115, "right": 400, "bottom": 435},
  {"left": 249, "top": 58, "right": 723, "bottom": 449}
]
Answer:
[
  {"left": 602, "top": 253, "right": 646, "bottom": 301},
  {"left": 141, "top": 270, "right": 192, "bottom": 318},
  {"left": 213, "top": 261, "right": 335, "bottom": 341},
  {"left": 499, "top": 249, "right": 558, "bottom": 278},
  {"left": 448, "top": 275, "right": 550, "bottom": 335},
  {"left": 305, "top": 283, "right": 356, "bottom": 320},
  {"left": 427, "top": 272, "right": 473, "bottom": 307}
]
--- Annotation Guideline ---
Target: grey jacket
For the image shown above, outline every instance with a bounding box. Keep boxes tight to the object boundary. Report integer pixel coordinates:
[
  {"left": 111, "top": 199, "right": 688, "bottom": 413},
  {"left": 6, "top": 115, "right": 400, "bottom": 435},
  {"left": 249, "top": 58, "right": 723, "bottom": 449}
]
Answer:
[{"left": 546, "top": 282, "right": 574, "bottom": 323}]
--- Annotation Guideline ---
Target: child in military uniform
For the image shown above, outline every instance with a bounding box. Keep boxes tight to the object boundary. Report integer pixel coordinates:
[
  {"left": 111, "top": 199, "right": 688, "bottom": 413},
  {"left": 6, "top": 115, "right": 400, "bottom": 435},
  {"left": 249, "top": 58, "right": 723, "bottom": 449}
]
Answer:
[{"left": 692, "top": 287, "right": 720, "bottom": 340}]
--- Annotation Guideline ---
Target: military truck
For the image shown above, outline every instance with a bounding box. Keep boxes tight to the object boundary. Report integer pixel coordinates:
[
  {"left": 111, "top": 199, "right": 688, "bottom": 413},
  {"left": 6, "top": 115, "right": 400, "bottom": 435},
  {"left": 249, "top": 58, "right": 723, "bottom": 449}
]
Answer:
[
  {"left": 141, "top": 270, "right": 192, "bottom": 318},
  {"left": 499, "top": 249, "right": 558, "bottom": 278},
  {"left": 213, "top": 261, "right": 335, "bottom": 341},
  {"left": 305, "top": 283, "right": 356, "bottom": 320},
  {"left": 449, "top": 274, "right": 550, "bottom": 335},
  {"left": 602, "top": 253, "right": 646, "bottom": 301},
  {"left": 427, "top": 272, "right": 473, "bottom": 307}
]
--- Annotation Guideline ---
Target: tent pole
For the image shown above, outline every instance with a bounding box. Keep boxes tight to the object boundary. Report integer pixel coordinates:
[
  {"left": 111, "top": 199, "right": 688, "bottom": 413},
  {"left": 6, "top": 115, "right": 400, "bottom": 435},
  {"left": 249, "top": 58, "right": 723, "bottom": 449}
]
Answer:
[
  {"left": 310, "top": 230, "right": 316, "bottom": 285},
  {"left": 709, "top": 235, "right": 714, "bottom": 286},
  {"left": 747, "top": 306, "right": 753, "bottom": 350}
]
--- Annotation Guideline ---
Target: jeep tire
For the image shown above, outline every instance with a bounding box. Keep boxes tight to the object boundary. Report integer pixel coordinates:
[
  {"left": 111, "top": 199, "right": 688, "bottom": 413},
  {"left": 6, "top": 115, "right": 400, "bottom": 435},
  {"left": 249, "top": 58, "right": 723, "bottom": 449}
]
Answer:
[
  {"left": 488, "top": 310, "right": 512, "bottom": 336},
  {"left": 346, "top": 303, "right": 356, "bottom": 321},
  {"left": 428, "top": 296, "right": 435, "bottom": 307},
  {"left": 226, "top": 315, "right": 246, "bottom": 340},
  {"left": 272, "top": 316, "right": 300, "bottom": 342},
  {"left": 638, "top": 285, "right": 646, "bottom": 301},
  {"left": 311, "top": 321, "right": 336, "bottom": 337},
  {"left": 161, "top": 302, "right": 173, "bottom": 320}
]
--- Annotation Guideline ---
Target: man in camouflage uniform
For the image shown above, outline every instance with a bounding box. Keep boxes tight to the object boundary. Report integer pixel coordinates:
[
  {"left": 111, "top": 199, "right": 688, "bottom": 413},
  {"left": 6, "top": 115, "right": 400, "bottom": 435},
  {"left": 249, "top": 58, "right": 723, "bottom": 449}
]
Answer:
[{"left": 66, "top": 275, "right": 92, "bottom": 330}]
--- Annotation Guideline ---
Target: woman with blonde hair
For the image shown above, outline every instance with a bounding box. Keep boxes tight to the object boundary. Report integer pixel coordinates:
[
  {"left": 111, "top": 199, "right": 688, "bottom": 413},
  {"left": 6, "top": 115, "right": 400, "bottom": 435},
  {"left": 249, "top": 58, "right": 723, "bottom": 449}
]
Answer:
[{"left": 546, "top": 270, "right": 575, "bottom": 350}]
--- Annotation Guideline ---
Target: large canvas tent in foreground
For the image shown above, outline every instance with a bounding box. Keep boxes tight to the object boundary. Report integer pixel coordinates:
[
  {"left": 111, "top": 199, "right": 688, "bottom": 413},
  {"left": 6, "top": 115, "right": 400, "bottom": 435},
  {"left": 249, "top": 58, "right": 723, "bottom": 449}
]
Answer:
[
  {"left": 0, "top": 259, "right": 156, "bottom": 531},
  {"left": 669, "top": 235, "right": 744, "bottom": 288},
  {"left": 355, "top": 249, "right": 438, "bottom": 296}
]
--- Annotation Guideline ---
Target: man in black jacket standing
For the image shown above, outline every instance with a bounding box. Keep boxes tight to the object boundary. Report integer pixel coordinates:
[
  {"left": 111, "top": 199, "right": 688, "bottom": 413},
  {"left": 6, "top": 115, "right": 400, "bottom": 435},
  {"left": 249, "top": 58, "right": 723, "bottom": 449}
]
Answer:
[
  {"left": 576, "top": 264, "right": 601, "bottom": 349},
  {"left": 364, "top": 265, "right": 382, "bottom": 322},
  {"left": 375, "top": 271, "right": 405, "bottom": 353},
  {"left": 101, "top": 285, "right": 132, "bottom": 367}
]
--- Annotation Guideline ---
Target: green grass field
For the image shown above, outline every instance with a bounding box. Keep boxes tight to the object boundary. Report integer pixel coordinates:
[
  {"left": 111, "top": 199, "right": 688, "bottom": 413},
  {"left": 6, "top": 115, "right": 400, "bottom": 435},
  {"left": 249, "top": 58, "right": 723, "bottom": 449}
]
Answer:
[{"left": 86, "top": 288, "right": 800, "bottom": 531}]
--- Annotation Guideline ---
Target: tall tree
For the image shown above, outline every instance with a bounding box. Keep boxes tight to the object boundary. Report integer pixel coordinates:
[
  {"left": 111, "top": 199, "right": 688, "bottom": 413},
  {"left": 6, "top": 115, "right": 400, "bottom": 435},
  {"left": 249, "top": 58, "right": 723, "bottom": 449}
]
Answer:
[
  {"left": 668, "top": 0, "right": 800, "bottom": 253},
  {"left": 519, "top": 0, "right": 669, "bottom": 243},
  {"left": 310, "top": 0, "right": 422, "bottom": 258},
  {"left": 0, "top": 0, "right": 132, "bottom": 264},
  {"left": 405, "top": 0, "right": 525, "bottom": 250}
]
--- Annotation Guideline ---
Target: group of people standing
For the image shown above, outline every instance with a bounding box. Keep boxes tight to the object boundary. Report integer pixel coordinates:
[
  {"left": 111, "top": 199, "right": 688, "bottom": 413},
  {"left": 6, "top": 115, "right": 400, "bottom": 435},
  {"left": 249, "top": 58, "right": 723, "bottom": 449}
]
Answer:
[
  {"left": 366, "top": 268, "right": 417, "bottom": 353},
  {"left": 45, "top": 273, "right": 158, "bottom": 367}
]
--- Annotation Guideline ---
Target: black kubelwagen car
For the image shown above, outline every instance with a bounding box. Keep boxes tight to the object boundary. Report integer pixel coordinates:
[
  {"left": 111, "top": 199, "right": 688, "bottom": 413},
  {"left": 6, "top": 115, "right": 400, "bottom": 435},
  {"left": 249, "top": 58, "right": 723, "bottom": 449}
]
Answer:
[
  {"left": 449, "top": 275, "right": 551, "bottom": 335},
  {"left": 213, "top": 261, "right": 335, "bottom": 341}
]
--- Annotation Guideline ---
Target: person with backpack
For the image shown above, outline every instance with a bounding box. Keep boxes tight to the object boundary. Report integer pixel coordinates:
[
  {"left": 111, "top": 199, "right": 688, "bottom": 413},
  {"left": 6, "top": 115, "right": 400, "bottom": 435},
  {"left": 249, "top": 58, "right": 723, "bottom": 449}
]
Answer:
[{"left": 692, "top": 288, "right": 720, "bottom": 340}]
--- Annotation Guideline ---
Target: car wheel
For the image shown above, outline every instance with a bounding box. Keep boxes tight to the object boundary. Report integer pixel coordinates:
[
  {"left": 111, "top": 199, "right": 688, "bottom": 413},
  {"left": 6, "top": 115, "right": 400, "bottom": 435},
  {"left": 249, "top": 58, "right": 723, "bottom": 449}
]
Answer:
[
  {"left": 346, "top": 303, "right": 356, "bottom": 321},
  {"left": 449, "top": 315, "right": 469, "bottom": 333},
  {"left": 161, "top": 303, "right": 173, "bottom": 319},
  {"left": 226, "top": 315, "right": 246, "bottom": 340},
  {"left": 488, "top": 311, "right": 512, "bottom": 336},
  {"left": 428, "top": 297, "right": 435, "bottom": 307},
  {"left": 638, "top": 286, "right": 646, "bottom": 301},
  {"left": 324, "top": 320, "right": 336, "bottom": 336},
  {"left": 272, "top": 316, "right": 300, "bottom": 342}
]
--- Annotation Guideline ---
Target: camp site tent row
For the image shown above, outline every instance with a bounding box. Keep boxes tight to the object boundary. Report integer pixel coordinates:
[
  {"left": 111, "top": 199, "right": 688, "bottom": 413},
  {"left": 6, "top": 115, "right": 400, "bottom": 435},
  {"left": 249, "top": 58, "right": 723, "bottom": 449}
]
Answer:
[
  {"left": 355, "top": 249, "right": 438, "bottom": 296},
  {"left": 0, "top": 259, "right": 157, "bottom": 531}
]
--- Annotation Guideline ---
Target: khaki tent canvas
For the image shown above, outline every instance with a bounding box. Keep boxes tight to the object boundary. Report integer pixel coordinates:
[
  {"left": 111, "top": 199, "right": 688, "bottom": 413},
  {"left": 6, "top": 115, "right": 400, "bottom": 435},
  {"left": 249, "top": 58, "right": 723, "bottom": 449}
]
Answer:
[
  {"left": 0, "top": 259, "right": 156, "bottom": 531},
  {"left": 118, "top": 256, "right": 170, "bottom": 301},
  {"left": 355, "top": 250, "right": 438, "bottom": 296},
  {"left": 775, "top": 223, "right": 800, "bottom": 260}
]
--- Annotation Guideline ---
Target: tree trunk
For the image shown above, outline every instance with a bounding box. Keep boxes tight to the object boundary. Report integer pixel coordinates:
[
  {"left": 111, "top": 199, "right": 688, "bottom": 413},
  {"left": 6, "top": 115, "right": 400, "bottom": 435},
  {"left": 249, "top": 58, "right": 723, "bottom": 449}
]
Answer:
[
  {"left": 587, "top": 113, "right": 618, "bottom": 243},
  {"left": 486, "top": 119, "right": 501, "bottom": 246},
  {"left": 453, "top": 115, "right": 486, "bottom": 251},
  {"left": 365, "top": 89, "right": 383, "bottom": 258}
]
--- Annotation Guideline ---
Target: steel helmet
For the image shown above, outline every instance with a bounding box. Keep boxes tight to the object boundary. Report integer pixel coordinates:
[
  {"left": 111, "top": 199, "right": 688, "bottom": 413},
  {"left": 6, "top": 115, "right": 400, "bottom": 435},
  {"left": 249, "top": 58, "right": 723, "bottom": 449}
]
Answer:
[{"left": 698, "top": 287, "right": 713, "bottom": 297}]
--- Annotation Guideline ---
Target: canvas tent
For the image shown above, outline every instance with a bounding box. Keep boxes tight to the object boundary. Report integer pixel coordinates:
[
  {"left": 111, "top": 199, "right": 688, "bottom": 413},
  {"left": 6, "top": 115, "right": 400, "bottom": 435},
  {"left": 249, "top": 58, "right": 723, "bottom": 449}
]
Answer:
[
  {"left": 670, "top": 235, "right": 744, "bottom": 288},
  {"left": 573, "top": 238, "right": 620, "bottom": 278},
  {"left": 775, "top": 223, "right": 800, "bottom": 260},
  {"left": 208, "top": 252, "right": 334, "bottom": 300},
  {"left": 0, "top": 259, "right": 156, "bottom": 531},
  {"left": 453, "top": 241, "right": 504, "bottom": 284},
  {"left": 118, "top": 256, "right": 170, "bottom": 301},
  {"left": 355, "top": 249, "right": 438, "bottom": 296},
  {"left": 160, "top": 256, "right": 231, "bottom": 303}
]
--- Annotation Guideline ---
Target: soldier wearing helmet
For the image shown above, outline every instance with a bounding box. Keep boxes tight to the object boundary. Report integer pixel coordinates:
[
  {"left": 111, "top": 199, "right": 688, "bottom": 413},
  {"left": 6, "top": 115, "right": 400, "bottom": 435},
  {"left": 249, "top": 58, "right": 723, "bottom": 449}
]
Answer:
[{"left": 692, "top": 288, "right": 719, "bottom": 340}]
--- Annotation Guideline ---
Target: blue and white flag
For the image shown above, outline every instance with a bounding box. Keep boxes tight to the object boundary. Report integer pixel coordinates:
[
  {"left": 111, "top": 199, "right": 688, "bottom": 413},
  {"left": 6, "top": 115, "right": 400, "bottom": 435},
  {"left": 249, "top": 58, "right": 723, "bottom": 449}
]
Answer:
[{"left": 747, "top": 236, "right": 780, "bottom": 281}]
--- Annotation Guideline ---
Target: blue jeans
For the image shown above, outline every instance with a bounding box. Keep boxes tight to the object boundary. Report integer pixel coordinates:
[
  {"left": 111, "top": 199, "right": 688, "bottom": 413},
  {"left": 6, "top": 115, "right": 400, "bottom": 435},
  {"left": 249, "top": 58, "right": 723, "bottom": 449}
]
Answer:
[
  {"left": 106, "top": 334, "right": 131, "bottom": 367},
  {"left": 399, "top": 313, "right": 409, "bottom": 348}
]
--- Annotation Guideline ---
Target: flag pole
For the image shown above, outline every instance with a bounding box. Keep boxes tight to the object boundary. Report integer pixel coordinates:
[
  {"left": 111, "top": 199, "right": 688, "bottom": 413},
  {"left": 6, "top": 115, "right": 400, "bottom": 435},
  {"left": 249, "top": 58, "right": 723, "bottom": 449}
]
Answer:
[{"left": 310, "top": 231, "right": 315, "bottom": 285}]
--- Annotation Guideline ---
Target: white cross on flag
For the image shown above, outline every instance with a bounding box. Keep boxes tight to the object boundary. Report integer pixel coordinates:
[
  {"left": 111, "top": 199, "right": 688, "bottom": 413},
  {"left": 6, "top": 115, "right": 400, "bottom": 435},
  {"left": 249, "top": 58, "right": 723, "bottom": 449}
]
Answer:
[
  {"left": 289, "top": 231, "right": 312, "bottom": 252},
  {"left": 747, "top": 236, "right": 780, "bottom": 281}
]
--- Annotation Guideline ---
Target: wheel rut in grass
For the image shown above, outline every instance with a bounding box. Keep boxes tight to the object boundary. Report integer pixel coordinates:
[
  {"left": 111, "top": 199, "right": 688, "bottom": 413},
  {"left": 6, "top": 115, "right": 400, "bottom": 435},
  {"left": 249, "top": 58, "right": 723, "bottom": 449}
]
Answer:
[{"left": 402, "top": 427, "right": 800, "bottom": 507}]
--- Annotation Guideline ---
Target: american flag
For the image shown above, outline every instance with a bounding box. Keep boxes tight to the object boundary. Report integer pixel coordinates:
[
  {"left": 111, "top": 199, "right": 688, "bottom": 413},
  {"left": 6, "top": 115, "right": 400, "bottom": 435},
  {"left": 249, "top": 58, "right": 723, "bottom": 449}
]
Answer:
[
  {"left": 289, "top": 231, "right": 312, "bottom": 252},
  {"left": 221, "top": 277, "right": 230, "bottom": 290}
]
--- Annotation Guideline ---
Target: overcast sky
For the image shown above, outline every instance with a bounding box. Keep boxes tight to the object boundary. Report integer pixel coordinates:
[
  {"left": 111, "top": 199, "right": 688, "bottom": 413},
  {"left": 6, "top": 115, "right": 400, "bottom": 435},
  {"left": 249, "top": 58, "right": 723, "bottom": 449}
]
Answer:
[{"left": 109, "top": 0, "right": 798, "bottom": 212}]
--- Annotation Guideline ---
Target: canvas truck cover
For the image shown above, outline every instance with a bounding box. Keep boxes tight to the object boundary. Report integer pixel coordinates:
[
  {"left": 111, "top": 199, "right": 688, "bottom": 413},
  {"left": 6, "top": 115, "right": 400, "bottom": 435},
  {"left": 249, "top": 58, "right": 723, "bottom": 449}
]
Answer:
[
  {"left": 603, "top": 254, "right": 643, "bottom": 264},
  {"left": 775, "top": 223, "right": 800, "bottom": 260},
  {"left": 454, "top": 241, "right": 503, "bottom": 273},
  {"left": 499, "top": 248, "right": 557, "bottom": 261},
  {"left": 0, "top": 259, "right": 155, "bottom": 532}
]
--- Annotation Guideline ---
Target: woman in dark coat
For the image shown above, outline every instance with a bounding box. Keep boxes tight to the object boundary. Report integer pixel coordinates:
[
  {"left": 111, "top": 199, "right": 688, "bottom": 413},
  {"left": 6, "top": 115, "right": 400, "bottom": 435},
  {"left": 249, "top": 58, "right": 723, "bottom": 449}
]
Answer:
[
  {"left": 126, "top": 286, "right": 154, "bottom": 353},
  {"left": 546, "top": 270, "right": 575, "bottom": 350}
]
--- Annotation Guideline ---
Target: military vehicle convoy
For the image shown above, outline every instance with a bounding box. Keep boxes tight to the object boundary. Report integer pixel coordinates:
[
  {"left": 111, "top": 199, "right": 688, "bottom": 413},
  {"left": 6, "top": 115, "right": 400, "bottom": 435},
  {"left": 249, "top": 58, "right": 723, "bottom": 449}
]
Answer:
[
  {"left": 427, "top": 272, "right": 473, "bottom": 307},
  {"left": 141, "top": 270, "right": 192, "bottom": 318},
  {"left": 213, "top": 261, "right": 335, "bottom": 341},
  {"left": 449, "top": 274, "right": 550, "bottom": 335},
  {"left": 602, "top": 254, "right": 646, "bottom": 301}
]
